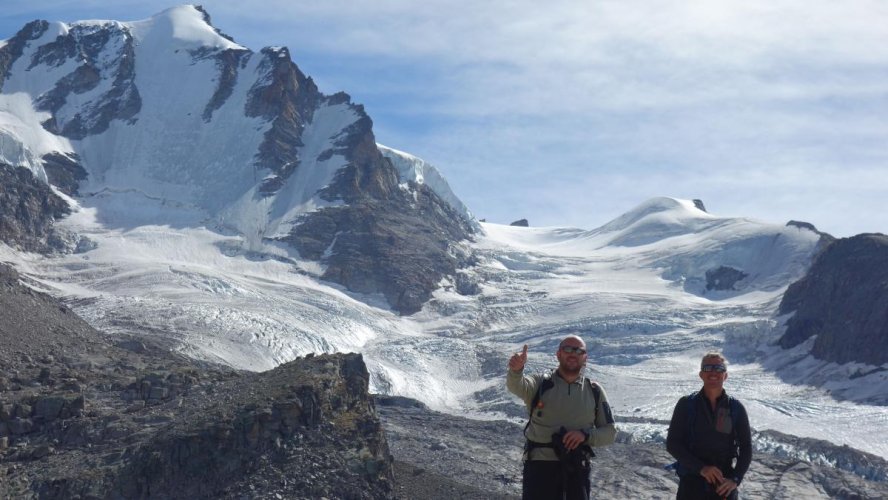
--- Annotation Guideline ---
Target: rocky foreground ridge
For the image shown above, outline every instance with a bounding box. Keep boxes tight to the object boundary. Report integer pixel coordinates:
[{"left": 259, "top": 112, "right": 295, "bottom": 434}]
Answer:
[{"left": 0, "top": 263, "right": 393, "bottom": 499}]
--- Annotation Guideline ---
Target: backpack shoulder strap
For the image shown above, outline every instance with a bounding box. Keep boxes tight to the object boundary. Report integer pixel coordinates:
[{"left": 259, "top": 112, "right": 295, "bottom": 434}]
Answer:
[
  {"left": 524, "top": 373, "right": 555, "bottom": 434},
  {"left": 586, "top": 379, "right": 601, "bottom": 420}
]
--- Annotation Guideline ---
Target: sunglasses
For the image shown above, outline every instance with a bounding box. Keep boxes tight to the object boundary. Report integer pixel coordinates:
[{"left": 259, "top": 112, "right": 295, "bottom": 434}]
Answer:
[
  {"left": 701, "top": 364, "right": 727, "bottom": 373},
  {"left": 560, "top": 346, "right": 587, "bottom": 355}
]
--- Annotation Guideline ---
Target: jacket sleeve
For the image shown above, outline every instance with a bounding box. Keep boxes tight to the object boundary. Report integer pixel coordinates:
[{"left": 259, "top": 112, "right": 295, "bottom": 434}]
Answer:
[
  {"left": 733, "top": 401, "right": 753, "bottom": 484},
  {"left": 506, "top": 369, "right": 538, "bottom": 408},
  {"left": 584, "top": 383, "right": 616, "bottom": 447},
  {"left": 666, "top": 396, "right": 705, "bottom": 474}
]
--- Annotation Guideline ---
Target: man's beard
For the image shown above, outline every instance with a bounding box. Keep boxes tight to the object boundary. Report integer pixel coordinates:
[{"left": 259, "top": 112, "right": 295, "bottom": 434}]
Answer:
[{"left": 559, "top": 360, "right": 583, "bottom": 376}]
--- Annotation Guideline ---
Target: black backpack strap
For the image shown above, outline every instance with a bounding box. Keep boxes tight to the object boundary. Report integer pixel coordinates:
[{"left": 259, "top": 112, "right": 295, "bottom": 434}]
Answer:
[
  {"left": 524, "top": 373, "right": 554, "bottom": 434},
  {"left": 587, "top": 379, "right": 601, "bottom": 419}
]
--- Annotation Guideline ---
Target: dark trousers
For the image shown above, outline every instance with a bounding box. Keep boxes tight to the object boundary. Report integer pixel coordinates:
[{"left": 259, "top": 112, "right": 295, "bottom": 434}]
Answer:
[
  {"left": 676, "top": 475, "right": 739, "bottom": 500},
  {"left": 522, "top": 460, "right": 591, "bottom": 500}
]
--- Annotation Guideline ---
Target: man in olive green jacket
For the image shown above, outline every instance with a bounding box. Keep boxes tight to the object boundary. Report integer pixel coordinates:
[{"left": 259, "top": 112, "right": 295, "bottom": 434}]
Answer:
[{"left": 507, "top": 335, "right": 617, "bottom": 500}]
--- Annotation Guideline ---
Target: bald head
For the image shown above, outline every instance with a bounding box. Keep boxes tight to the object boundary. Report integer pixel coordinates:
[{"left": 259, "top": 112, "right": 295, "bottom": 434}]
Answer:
[{"left": 559, "top": 335, "right": 586, "bottom": 349}]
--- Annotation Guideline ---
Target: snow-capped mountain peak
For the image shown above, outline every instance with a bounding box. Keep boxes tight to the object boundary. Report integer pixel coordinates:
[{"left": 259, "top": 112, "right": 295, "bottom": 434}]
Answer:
[
  {"left": 0, "top": 6, "right": 478, "bottom": 315},
  {"left": 125, "top": 5, "right": 244, "bottom": 51}
]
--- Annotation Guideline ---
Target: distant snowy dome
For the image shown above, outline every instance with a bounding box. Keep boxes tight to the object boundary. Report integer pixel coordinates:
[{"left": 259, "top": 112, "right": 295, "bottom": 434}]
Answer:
[{"left": 593, "top": 197, "right": 719, "bottom": 247}]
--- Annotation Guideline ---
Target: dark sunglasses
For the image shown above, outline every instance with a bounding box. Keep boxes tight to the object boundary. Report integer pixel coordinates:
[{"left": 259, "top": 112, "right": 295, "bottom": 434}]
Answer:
[
  {"left": 701, "top": 364, "right": 727, "bottom": 373},
  {"left": 560, "top": 346, "right": 587, "bottom": 355}
]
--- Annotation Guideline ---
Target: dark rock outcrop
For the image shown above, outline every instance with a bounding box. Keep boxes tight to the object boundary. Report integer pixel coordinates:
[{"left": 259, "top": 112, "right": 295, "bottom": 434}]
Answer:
[
  {"left": 201, "top": 48, "right": 251, "bottom": 121},
  {"left": 246, "top": 46, "right": 322, "bottom": 186},
  {"left": 692, "top": 199, "right": 707, "bottom": 212},
  {"left": 510, "top": 219, "right": 529, "bottom": 227},
  {"left": 34, "top": 23, "right": 141, "bottom": 139},
  {"left": 0, "top": 21, "right": 49, "bottom": 89},
  {"left": 786, "top": 220, "right": 818, "bottom": 232},
  {"left": 40, "top": 152, "right": 88, "bottom": 196},
  {"left": 778, "top": 234, "right": 888, "bottom": 365},
  {"left": 0, "top": 163, "right": 70, "bottom": 253},
  {"left": 281, "top": 94, "right": 476, "bottom": 315},
  {"left": 705, "top": 265, "right": 748, "bottom": 291},
  {"left": 286, "top": 172, "right": 476, "bottom": 314},
  {"left": 0, "top": 262, "right": 395, "bottom": 499}
]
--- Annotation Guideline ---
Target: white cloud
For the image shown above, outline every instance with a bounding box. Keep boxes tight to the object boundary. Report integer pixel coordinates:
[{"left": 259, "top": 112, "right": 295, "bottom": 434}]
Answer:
[{"left": 2, "top": 1, "right": 887, "bottom": 237}]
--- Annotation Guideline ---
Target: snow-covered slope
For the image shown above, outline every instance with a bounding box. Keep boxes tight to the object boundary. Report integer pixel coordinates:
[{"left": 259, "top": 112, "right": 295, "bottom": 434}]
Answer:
[{"left": 5, "top": 195, "right": 888, "bottom": 464}]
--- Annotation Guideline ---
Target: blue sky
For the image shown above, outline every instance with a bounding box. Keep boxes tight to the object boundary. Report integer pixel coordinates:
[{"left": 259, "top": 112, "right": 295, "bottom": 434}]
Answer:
[{"left": 3, "top": 1, "right": 888, "bottom": 237}]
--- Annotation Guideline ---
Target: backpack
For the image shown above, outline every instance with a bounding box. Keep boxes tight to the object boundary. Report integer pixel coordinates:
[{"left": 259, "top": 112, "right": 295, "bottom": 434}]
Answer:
[{"left": 666, "top": 391, "right": 741, "bottom": 476}]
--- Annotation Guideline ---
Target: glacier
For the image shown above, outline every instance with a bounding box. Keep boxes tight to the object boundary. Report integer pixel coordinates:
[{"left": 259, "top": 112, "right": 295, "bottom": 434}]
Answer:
[{"left": 3, "top": 194, "right": 888, "bottom": 463}]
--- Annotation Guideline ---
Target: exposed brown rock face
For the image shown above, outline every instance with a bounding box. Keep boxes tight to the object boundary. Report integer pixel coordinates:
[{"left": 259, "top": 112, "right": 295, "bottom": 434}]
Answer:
[
  {"left": 0, "top": 262, "right": 395, "bottom": 499},
  {"left": 289, "top": 188, "right": 475, "bottom": 315},
  {"left": 242, "top": 50, "right": 478, "bottom": 314},
  {"left": 0, "top": 163, "right": 71, "bottom": 253},
  {"left": 283, "top": 111, "right": 477, "bottom": 315},
  {"left": 247, "top": 46, "right": 322, "bottom": 186},
  {"left": 779, "top": 234, "right": 888, "bottom": 365}
]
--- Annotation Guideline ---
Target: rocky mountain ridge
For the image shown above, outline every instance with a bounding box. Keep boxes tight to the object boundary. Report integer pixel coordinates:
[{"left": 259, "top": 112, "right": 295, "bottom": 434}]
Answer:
[{"left": 778, "top": 233, "right": 888, "bottom": 366}]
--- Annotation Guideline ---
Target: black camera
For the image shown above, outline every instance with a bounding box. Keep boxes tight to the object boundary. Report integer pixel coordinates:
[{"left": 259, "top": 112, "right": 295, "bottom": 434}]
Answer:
[{"left": 551, "top": 427, "right": 593, "bottom": 472}]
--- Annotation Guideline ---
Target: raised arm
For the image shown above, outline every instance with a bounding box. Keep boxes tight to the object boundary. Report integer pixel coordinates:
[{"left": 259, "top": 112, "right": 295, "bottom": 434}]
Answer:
[{"left": 506, "top": 345, "right": 537, "bottom": 404}]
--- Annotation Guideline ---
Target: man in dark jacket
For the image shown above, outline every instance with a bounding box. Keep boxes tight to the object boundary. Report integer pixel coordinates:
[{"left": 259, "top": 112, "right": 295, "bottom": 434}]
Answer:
[{"left": 666, "top": 352, "right": 752, "bottom": 499}]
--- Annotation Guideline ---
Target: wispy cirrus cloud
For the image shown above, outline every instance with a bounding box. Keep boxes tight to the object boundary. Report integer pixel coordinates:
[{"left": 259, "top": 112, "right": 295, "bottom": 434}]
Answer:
[{"left": 3, "top": 1, "right": 888, "bottom": 235}]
